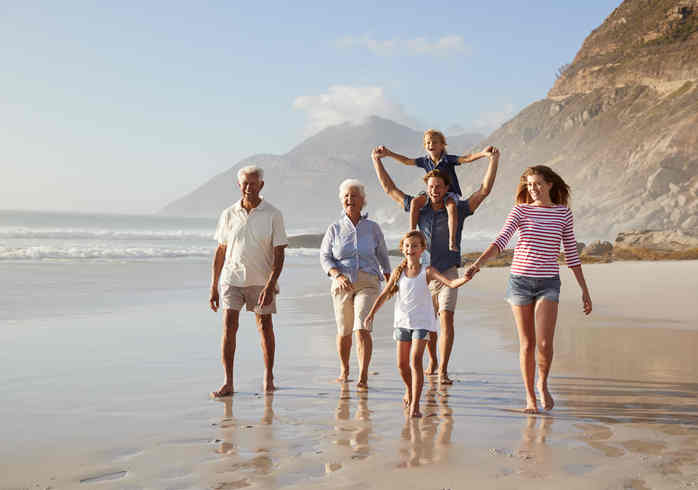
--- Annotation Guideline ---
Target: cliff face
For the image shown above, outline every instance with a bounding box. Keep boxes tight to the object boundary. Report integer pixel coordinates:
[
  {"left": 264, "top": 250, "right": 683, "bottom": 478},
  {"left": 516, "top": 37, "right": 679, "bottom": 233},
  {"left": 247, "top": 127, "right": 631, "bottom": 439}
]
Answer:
[{"left": 457, "top": 0, "right": 698, "bottom": 239}]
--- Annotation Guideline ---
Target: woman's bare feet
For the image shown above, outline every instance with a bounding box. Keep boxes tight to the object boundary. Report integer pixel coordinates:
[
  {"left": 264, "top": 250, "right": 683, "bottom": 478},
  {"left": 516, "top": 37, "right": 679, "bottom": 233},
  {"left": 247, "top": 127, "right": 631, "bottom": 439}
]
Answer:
[
  {"left": 403, "top": 391, "right": 411, "bottom": 408},
  {"left": 356, "top": 380, "right": 368, "bottom": 391},
  {"left": 537, "top": 384, "right": 554, "bottom": 411},
  {"left": 335, "top": 372, "right": 351, "bottom": 383},
  {"left": 409, "top": 404, "right": 422, "bottom": 418},
  {"left": 211, "top": 384, "right": 234, "bottom": 398},
  {"left": 425, "top": 362, "right": 438, "bottom": 375},
  {"left": 523, "top": 395, "right": 538, "bottom": 414},
  {"left": 439, "top": 373, "right": 453, "bottom": 385}
]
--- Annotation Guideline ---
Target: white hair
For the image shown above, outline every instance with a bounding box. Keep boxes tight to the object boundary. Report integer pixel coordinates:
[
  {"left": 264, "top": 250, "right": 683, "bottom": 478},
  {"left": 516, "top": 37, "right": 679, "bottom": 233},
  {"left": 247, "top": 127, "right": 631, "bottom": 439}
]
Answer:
[
  {"left": 338, "top": 179, "right": 367, "bottom": 208},
  {"left": 237, "top": 165, "right": 264, "bottom": 183}
]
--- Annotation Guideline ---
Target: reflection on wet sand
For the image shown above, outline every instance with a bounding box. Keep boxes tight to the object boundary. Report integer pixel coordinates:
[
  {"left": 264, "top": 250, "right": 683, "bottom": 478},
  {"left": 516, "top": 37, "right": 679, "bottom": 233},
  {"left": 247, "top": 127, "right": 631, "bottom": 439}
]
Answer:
[
  {"left": 326, "top": 384, "right": 372, "bottom": 473},
  {"left": 211, "top": 395, "right": 277, "bottom": 488},
  {"left": 517, "top": 415, "right": 553, "bottom": 478},
  {"left": 398, "top": 379, "right": 454, "bottom": 468}
]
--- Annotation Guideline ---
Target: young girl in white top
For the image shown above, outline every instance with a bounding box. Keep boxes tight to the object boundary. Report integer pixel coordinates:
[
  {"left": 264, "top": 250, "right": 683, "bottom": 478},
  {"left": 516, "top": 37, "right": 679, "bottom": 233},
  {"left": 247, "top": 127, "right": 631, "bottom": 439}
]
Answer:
[
  {"left": 466, "top": 165, "right": 592, "bottom": 414},
  {"left": 364, "top": 231, "right": 470, "bottom": 418}
]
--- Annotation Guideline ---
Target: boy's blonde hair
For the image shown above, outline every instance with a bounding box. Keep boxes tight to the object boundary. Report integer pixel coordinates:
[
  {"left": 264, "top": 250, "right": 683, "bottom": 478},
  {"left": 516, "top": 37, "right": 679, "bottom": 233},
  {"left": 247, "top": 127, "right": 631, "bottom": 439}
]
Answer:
[{"left": 423, "top": 129, "right": 447, "bottom": 147}]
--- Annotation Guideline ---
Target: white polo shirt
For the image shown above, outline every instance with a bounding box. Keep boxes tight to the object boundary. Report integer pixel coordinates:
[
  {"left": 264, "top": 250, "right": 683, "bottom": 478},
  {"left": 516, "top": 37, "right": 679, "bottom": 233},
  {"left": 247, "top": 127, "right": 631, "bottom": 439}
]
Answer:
[{"left": 214, "top": 199, "right": 288, "bottom": 287}]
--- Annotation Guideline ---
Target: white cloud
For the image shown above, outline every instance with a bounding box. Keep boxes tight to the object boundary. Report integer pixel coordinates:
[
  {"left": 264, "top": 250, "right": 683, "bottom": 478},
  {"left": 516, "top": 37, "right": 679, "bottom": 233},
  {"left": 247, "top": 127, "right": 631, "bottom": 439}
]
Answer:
[
  {"left": 337, "top": 35, "right": 469, "bottom": 57},
  {"left": 293, "top": 85, "right": 418, "bottom": 136}
]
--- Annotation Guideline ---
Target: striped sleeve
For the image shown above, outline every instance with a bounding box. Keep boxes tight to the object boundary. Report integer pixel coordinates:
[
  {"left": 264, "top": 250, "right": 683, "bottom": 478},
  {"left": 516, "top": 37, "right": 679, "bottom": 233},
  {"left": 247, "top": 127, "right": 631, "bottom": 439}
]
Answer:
[
  {"left": 561, "top": 209, "right": 581, "bottom": 267},
  {"left": 493, "top": 206, "right": 521, "bottom": 252}
]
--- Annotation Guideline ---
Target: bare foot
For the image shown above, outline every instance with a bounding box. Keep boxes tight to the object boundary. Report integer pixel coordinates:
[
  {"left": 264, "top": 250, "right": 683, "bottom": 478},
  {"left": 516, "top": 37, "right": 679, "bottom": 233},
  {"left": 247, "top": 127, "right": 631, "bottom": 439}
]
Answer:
[
  {"left": 335, "top": 373, "right": 351, "bottom": 383},
  {"left": 449, "top": 241, "right": 458, "bottom": 252},
  {"left": 264, "top": 377, "right": 276, "bottom": 393},
  {"left": 425, "top": 362, "right": 438, "bottom": 375},
  {"left": 439, "top": 374, "right": 453, "bottom": 385},
  {"left": 523, "top": 395, "right": 538, "bottom": 414},
  {"left": 356, "top": 380, "right": 368, "bottom": 391},
  {"left": 410, "top": 406, "right": 422, "bottom": 418},
  {"left": 403, "top": 392, "right": 411, "bottom": 407},
  {"left": 211, "top": 384, "right": 234, "bottom": 398},
  {"left": 522, "top": 406, "right": 539, "bottom": 414},
  {"left": 538, "top": 384, "right": 554, "bottom": 411}
]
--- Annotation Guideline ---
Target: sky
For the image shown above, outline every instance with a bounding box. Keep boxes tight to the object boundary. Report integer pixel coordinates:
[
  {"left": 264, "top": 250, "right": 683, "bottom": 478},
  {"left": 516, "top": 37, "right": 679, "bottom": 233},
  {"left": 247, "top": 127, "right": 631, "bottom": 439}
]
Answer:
[{"left": 1, "top": 1, "right": 620, "bottom": 214}]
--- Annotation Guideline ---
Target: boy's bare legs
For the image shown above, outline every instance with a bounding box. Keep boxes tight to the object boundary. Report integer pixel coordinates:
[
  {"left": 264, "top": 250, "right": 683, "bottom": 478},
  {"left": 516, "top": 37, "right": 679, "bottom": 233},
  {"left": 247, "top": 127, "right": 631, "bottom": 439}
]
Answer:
[
  {"left": 446, "top": 198, "right": 458, "bottom": 251},
  {"left": 355, "top": 329, "right": 372, "bottom": 389},
  {"left": 511, "top": 304, "right": 538, "bottom": 413},
  {"left": 397, "top": 341, "right": 412, "bottom": 408},
  {"left": 534, "top": 299, "right": 558, "bottom": 410},
  {"left": 256, "top": 314, "right": 276, "bottom": 392},
  {"left": 212, "top": 309, "right": 239, "bottom": 397},
  {"left": 336, "top": 333, "right": 352, "bottom": 382},
  {"left": 409, "top": 194, "right": 428, "bottom": 231},
  {"left": 410, "top": 339, "right": 428, "bottom": 418}
]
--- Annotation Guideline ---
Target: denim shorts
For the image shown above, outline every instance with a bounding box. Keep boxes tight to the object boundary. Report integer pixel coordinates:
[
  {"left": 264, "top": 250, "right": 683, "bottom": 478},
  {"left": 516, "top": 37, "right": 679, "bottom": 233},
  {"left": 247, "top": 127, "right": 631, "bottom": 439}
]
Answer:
[
  {"left": 393, "top": 328, "right": 430, "bottom": 342},
  {"left": 505, "top": 274, "right": 561, "bottom": 306}
]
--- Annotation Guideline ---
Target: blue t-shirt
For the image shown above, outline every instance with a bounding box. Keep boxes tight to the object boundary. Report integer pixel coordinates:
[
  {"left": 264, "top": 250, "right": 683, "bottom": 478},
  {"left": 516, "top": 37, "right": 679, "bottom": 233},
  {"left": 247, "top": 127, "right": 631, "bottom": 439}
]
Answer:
[
  {"left": 403, "top": 195, "right": 473, "bottom": 272},
  {"left": 415, "top": 154, "right": 462, "bottom": 197}
]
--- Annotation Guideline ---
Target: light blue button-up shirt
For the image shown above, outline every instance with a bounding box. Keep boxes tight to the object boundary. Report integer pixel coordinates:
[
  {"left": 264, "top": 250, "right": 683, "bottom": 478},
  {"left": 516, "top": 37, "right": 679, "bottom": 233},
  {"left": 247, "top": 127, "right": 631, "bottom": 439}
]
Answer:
[{"left": 320, "top": 214, "right": 391, "bottom": 283}]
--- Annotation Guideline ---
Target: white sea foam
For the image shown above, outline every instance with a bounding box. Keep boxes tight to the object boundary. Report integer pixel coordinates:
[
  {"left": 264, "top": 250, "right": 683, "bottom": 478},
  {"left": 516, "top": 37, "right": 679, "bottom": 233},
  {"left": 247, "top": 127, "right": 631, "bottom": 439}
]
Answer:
[{"left": 0, "top": 228, "right": 213, "bottom": 241}]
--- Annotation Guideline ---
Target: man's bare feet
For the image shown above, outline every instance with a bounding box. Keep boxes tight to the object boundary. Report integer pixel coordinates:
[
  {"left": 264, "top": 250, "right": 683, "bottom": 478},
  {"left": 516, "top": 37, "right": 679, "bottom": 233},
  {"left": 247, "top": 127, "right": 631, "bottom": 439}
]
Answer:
[
  {"left": 537, "top": 384, "right": 554, "bottom": 411},
  {"left": 211, "top": 384, "right": 234, "bottom": 398},
  {"left": 263, "top": 377, "right": 276, "bottom": 393},
  {"left": 425, "top": 362, "right": 438, "bottom": 375},
  {"left": 439, "top": 373, "right": 453, "bottom": 385},
  {"left": 449, "top": 240, "right": 458, "bottom": 252},
  {"left": 335, "top": 373, "right": 351, "bottom": 383}
]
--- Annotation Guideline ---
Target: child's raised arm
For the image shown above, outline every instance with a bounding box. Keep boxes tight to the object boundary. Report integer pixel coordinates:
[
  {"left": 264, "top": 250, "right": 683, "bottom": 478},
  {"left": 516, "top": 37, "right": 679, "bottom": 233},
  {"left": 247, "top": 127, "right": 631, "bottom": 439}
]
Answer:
[
  {"left": 363, "top": 282, "right": 393, "bottom": 329},
  {"left": 457, "top": 146, "right": 494, "bottom": 164},
  {"left": 379, "top": 145, "right": 416, "bottom": 166},
  {"left": 426, "top": 266, "right": 470, "bottom": 289}
]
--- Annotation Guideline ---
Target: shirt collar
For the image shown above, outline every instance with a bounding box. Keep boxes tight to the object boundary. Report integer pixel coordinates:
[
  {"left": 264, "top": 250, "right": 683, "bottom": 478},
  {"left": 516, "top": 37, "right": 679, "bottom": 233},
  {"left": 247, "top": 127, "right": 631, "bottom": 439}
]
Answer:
[
  {"left": 341, "top": 212, "right": 368, "bottom": 224},
  {"left": 425, "top": 152, "right": 447, "bottom": 166},
  {"left": 233, "top": 198, "right": 266, "bottom": 213}
]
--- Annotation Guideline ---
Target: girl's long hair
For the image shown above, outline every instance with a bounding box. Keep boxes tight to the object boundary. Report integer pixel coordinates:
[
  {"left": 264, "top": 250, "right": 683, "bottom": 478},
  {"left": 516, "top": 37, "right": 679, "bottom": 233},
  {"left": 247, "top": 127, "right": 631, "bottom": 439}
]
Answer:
[
  {"left": 386, "top": 230, "right": 427, "bottom": 299},
  {"left": 515, "top": 165, "right": 571, "bottom": 207}
]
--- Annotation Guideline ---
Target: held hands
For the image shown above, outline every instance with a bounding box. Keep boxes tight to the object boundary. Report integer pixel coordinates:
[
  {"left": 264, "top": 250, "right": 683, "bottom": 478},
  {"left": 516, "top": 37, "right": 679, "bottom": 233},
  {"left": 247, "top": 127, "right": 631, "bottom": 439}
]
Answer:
[
  {"left": 484, "top": 146, "right": 500, "bottom": 158},
  {"left": 465, "top": 263, "right": 480, "bottom": 279},
  {"left": 372, "top": 145, "right": 389, "bottom": 159}
]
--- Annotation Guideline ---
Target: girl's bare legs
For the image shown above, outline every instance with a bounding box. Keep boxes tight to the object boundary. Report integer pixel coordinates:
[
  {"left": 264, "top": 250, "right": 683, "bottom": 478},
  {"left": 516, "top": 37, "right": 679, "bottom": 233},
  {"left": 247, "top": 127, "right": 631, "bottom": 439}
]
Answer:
[
  {"left": 511, "top": 303, "right": 538, "bottom": 413},
  {"left": 409, "top": 194, "right": 428, "bottom": 231},
  {"left": 445, "top": 198, "right": 458, "bottom": 251},
  {"left": 534, "top": 299, "right": 558, "bottom": 410},
  {"left": 410, "top": 339, "right": 428, "bottom": 418},
  {"left": 397, "top": 341, "right": 413, "bottom": 407}
]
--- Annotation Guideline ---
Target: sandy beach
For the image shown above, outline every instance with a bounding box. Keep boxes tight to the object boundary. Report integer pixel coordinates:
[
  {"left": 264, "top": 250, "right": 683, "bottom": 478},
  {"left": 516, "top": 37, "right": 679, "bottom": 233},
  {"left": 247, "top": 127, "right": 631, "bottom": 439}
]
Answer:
[{"left": 1, "top": 258, "right": 697, "bottom": 489}]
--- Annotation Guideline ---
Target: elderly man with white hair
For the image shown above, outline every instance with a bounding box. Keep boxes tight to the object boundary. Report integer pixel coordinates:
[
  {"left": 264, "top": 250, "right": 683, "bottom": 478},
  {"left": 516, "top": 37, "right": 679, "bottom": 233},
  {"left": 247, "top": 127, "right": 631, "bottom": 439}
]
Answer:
[
  {"left": 209, "top": 165, "right": 288, "bottom": 396},
  {"left": 320, "top": 178, "right": 391, "bottom": 389}
]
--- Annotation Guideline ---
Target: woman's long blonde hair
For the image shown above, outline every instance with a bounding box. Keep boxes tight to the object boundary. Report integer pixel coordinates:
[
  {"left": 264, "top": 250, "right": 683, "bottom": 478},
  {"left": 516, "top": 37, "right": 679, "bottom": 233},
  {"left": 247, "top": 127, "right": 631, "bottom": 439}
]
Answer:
[
  {"left": 386, "top": 230, "right": 427, "bottom": 298},
  {"left": 515, "top": 165, "right": 571, "bottom": 207}
]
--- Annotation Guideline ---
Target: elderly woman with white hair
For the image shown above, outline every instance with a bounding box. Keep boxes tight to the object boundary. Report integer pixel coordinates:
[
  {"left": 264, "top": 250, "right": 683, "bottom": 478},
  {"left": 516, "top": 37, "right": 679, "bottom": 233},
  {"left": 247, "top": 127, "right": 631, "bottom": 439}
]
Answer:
[{"left": 320, "top": 178, "right": 391, "bottom": 389}]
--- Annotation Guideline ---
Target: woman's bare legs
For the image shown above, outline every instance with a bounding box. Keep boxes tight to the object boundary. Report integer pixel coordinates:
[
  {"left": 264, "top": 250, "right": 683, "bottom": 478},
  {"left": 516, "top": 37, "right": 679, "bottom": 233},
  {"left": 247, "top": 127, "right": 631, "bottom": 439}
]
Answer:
[
  {"left": 336, "top": 334, "right": 352, "bottom": 382},
  {"left": 355, "top": 329, "right": 372, "bottom": 389},
  {"left": 534, "top": 299, "right": 558, "bottom": 410},
  {"left": 511, "top": 303, "right": 538, "bottom": 413}
]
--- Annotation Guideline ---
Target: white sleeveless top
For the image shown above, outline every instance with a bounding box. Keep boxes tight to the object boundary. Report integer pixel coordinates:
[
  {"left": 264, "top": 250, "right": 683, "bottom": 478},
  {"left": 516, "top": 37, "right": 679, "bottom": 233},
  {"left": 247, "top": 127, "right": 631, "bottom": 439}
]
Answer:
[{"left": 393, "top": 266, "right": 437, "bottom": 332}]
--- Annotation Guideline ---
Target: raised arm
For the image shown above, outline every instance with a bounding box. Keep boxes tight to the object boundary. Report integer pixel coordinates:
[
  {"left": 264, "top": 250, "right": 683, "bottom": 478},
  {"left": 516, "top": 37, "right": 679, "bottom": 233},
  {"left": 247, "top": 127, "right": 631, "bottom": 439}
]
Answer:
[
  {"left": 380, "top": 146, "right": 416, "bottom": 166},
  {"left": 372, "top": 146, "right": 407, "bottom": 206},
  {"left": 456, "top": 146, "right": 494, "bottom": 164},
  {"left": 466, "top": 147, "right": 500, "bottom": 212}
]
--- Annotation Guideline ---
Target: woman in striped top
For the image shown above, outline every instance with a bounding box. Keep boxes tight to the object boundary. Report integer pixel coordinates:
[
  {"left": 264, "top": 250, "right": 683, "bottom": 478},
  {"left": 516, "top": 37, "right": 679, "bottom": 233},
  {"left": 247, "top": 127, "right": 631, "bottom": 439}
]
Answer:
[{"left": 466, "top": 166, "right": 592, "bottom": 414}]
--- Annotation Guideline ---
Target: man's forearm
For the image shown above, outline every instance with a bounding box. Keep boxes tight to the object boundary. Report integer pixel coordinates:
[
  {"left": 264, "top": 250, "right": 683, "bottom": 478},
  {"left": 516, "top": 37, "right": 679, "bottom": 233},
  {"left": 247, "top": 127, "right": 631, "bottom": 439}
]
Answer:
[
  {"left": 265, "top": 246, "right": 286, "bottom": 287},
  {"left": 211, "top": 247, "right": 226, "bottom": 289},
  {"left": 372, "top": 155, "right": 405, "bottom": 205},
  {"left": 481, "top": 153, "right": 499, "bottom": 196}
]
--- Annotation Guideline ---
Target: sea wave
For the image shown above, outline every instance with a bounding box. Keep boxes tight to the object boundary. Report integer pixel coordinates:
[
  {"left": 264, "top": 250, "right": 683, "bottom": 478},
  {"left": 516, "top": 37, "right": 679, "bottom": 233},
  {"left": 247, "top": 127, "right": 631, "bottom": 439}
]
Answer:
[
  {"left": 0, "top": 228, "right": 213, "bottom": 241},
  {"left": 0, "top": 245, "right": 320, "bottom": 261}
]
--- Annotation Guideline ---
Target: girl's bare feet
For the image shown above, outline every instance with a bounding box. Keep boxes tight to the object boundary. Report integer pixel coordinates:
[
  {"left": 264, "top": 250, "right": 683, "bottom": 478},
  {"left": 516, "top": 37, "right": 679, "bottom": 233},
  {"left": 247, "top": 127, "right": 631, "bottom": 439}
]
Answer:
[
  {"left": 537, "top": 384, "right": 554, "bottom": 411},
  {"left": 523, "top": 395, "right": 538, "bottom": 414},
  {"left": 211, "top": 384, "right": 234, "bottom": 398},
  {"left": 425, "top": 362, "right": 438, "bottom": 375},
  {"left": 439, "top": 373, "right": 453, "bottom": 385},
  {"left": 335, "top": 373, "right": 350, "bottom": 383}
]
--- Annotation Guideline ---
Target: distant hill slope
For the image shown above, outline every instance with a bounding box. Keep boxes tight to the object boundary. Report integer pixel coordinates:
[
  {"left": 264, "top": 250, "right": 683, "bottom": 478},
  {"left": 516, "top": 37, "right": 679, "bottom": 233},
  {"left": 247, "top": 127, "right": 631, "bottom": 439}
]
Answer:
[
  {"left": 160, "top": 116, "right": 483, "bottom": 231},
  {"left": 457, "top": 0, "right": 698, "bottom": 239}
]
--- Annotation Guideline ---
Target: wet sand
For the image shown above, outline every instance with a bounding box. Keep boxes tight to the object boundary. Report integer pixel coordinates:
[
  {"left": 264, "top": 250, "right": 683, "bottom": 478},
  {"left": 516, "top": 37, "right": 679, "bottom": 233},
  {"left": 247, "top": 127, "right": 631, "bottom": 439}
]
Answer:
[{"left": 1, "top": 260, "right": 697, "bottom": 489}]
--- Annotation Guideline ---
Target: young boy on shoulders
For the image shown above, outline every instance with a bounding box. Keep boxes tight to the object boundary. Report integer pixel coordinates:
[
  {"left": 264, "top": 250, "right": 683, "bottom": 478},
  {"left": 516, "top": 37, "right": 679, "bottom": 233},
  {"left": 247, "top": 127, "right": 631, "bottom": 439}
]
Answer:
[{"left": 376, "top": 129, "right": 493, "bottom": 251}]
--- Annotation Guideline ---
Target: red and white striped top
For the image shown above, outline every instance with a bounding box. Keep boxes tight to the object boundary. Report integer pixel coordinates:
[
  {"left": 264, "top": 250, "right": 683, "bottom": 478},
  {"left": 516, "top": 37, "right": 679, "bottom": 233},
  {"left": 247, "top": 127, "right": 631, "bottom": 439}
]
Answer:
[{"left": 493, "top": 204, "right": 581, "bottom": 277}]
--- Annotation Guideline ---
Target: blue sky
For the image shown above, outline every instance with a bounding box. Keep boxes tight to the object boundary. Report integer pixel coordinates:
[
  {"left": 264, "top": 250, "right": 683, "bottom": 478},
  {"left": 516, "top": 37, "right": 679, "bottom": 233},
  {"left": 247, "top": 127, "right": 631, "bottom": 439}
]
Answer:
[{"left": 1, "top": 1, "right": 619, "bottom": 214}]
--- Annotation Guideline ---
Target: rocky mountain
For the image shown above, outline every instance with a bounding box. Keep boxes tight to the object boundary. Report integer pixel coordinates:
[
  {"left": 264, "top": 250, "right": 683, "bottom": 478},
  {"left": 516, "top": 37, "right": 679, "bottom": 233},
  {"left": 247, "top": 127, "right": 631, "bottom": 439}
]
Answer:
[
  {"left": 160, "top": 116, "right": 483, "bottom": 231},
  {"left": 455, "top": 0, "right": 698, "bottom": 239}
]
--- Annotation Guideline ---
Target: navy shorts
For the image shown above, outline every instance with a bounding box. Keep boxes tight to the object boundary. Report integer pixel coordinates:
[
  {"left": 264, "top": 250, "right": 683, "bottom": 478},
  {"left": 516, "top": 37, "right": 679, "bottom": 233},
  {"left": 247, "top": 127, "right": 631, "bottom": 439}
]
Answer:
[
  {"left": 505, "top": 274, "right": 561, "bottom": 306},
  {"left": 393, "top": 328, "right": 431, "bottom": 342}
]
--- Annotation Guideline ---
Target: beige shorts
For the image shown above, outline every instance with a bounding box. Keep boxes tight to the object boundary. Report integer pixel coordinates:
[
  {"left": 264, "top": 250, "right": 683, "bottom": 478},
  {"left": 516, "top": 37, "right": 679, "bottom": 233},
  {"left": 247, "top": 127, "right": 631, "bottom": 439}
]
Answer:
[
  {"left": 331, "top": 271, "right": 380, "bottom": 336},
  {"left": 221, "top": 283, "right": 277, "bottom": 315},
  {"left": 428, "top": 266, "right": 459, "bottom": 313}
]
